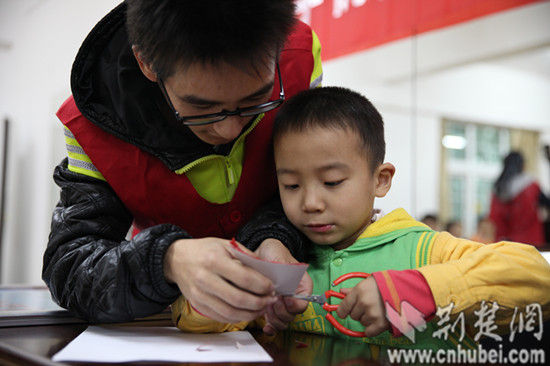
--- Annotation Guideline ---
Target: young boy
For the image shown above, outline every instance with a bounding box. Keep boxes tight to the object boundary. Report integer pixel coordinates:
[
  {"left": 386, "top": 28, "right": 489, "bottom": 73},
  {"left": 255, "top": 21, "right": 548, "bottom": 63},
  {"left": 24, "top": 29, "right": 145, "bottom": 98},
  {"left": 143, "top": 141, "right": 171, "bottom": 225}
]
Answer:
[{"left": 172, "top": 87, "right": 550, "bottom": 349}]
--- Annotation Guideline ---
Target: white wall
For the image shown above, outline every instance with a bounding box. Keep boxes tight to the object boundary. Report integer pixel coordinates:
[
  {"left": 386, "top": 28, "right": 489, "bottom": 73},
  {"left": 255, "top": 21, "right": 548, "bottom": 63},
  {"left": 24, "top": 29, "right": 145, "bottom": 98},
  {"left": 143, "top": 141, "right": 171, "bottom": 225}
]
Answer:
[
  {"left": 323, "top": 1, "right": 550, "bottom": 223},
  {"left": 0, "top": 0, "right": 121, "bottom": 284},
  {"left": 0, "top": 1, "right": 549, "bottom": 284}
]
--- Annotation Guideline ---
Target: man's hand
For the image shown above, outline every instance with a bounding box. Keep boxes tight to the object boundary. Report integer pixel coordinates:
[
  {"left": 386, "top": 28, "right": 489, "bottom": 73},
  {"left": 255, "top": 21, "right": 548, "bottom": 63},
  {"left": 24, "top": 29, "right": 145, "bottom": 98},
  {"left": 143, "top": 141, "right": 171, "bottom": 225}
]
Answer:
[
  {"left": 336, "top": 276, "right": 390, "bottom": 337},
  {"left": 255, "top": 239, "right": 312, "bottom": 335},
  {"left": 164, "top": 237, "right": 277, "bottom": 323}
]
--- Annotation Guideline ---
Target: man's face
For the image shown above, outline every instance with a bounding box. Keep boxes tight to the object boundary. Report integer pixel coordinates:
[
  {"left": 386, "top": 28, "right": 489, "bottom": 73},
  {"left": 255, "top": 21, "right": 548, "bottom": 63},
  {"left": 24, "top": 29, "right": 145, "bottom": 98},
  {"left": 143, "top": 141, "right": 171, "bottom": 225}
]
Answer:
[
  {"left": 162, "top": 61, "right": 276, "bottom": 145},
  {"left": 275, "top": 126, "right": 379, "bottom": 250}
]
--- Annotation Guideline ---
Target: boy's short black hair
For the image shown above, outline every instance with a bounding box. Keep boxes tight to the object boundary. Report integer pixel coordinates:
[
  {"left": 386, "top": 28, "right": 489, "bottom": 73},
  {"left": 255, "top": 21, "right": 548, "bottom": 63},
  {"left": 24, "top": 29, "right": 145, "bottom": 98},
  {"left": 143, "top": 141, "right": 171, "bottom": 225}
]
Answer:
[
  {"left": 273, "top": 87, "right": 385, "bottom": 172},
  {"left": 126, "top": 0, "right": 296, "bottom": 79}
]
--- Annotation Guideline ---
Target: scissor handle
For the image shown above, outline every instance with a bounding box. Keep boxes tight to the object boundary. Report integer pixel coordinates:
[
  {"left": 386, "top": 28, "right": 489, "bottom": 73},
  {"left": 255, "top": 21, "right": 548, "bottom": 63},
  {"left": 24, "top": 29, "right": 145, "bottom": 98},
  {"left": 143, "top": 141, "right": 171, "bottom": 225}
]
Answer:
[
  {"left": 322, "top": 290, "right": 343, "bottom": 311},
  {"left": 322, "top": 290, "right": 364, "bottom": 337},
  {"left": 332, "top": 272, "right": 371, "bottom": 286},
  {"left": 322, "top": 272, "right": 372, "bottom": 338},
  {"left": 325, "top": 314, "right": 365, "bottom": 337},
  {"left": 325, "top": 289, "right": 344, "bottom": 299}
]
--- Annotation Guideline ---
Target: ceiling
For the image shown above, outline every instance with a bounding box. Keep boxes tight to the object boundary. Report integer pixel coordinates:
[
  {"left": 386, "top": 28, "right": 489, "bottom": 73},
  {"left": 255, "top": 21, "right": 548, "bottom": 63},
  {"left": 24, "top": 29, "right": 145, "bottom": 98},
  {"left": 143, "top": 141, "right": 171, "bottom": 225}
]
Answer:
[{"left": 489, "top": 45, "right": 550, "bottom": 80}]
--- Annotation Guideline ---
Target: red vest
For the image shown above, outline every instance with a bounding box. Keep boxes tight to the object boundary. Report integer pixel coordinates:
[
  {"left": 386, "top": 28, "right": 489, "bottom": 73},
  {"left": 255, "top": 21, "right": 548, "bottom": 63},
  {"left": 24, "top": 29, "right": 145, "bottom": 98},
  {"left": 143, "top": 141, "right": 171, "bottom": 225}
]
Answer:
[{"left": 57, "top": 22, "right": 314, "bottom": 239}]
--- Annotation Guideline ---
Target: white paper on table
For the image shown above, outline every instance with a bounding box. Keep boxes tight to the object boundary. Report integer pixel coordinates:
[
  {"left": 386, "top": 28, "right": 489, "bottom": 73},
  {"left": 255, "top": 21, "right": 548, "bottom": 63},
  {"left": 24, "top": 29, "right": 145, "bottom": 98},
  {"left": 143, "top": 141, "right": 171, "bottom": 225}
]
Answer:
[
  {"left": 229, "top": 242, "right": 308, "bottom": 295},
  {"left": 52, "top": 326, "right": 273, "bottom": 363}
]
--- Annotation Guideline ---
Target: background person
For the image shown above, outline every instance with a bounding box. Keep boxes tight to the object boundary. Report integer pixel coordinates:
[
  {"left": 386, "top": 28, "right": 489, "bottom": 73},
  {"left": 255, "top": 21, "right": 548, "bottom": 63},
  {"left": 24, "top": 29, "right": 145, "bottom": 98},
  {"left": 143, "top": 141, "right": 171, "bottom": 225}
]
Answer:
[
  {"left": 444, "top": 220, "right": 463, "bottom": 238},
  {"left": 489, "top": 151, "right": 549, "bottom": 247},
  {"left": 420, "top": 213, "right": 440, "bottom": 231},
  {"left": 470, "top": 217, "right": 496, "bottom": 244}
]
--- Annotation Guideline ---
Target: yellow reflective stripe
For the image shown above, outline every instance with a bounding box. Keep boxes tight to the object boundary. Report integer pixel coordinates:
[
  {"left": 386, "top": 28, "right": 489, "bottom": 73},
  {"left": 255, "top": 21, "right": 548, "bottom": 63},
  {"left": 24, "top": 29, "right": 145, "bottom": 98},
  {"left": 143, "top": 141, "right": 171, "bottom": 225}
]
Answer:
[
  {"left": 64, "top": 127, "right": 106, "bottom": 181},
  {"left": 310, "top": 30, "right": 323, "bottom": 88},
  {"left": 67, "top": 164, "right": 106, "bottom": 181},
  {"left": 65, "top": 136, "right": 80, "bottom": 147}
]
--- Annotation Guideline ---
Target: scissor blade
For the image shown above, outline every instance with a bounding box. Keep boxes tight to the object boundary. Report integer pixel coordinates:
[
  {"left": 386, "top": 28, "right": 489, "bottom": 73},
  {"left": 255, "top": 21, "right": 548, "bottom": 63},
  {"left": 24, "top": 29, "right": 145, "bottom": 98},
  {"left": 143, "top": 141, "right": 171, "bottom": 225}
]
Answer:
[{"left": 287, "top": 294, "right": 326, "bottom": 305}]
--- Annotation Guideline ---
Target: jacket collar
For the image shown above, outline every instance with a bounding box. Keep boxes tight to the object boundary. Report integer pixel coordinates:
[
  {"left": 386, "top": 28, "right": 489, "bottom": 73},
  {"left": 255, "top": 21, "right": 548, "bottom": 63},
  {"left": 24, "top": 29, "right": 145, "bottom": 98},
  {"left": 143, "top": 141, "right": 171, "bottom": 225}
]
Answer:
[
  {"left": 357, "top": 208, "right": 429, "bottom": 240},
  {"left": 311, "top": 208, "right": 432, "bottom": 259}
]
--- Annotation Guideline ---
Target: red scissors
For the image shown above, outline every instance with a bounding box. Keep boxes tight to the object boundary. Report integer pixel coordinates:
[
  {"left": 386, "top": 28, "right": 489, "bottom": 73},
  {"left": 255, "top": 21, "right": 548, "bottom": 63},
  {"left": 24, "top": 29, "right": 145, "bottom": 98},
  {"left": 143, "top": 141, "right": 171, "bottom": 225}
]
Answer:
[{"left": 291, "top": 272, "right": 372, "bottom": 337}]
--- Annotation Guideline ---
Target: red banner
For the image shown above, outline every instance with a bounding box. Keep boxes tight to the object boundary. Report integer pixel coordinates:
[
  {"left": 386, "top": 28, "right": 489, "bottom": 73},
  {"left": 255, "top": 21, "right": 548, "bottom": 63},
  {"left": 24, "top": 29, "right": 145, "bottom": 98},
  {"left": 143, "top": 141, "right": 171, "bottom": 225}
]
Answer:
[{"left": 297, "top": 0, "right": 544, "bottom": 60}]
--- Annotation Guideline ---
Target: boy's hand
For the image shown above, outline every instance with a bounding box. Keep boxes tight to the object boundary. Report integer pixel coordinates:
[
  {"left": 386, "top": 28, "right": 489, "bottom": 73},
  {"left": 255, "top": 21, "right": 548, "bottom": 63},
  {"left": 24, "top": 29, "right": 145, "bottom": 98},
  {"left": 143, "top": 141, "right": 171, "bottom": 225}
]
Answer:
[
  {"left": 263, "top": 272, "right": 312, "bottom": 335},
  {"left": 255, "top": 239, "right": 312, "bottom": 335},
  {"left": 336, "top": 277, "right": 390, "bottom": 337}
]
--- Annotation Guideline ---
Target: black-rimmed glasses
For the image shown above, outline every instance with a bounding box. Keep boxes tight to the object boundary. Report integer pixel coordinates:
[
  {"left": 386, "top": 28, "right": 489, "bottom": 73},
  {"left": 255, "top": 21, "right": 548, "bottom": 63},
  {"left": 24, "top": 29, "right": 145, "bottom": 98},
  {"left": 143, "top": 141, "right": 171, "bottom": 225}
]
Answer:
[{"left": 157, "top": 63, "right": 285, "bottom": 126}]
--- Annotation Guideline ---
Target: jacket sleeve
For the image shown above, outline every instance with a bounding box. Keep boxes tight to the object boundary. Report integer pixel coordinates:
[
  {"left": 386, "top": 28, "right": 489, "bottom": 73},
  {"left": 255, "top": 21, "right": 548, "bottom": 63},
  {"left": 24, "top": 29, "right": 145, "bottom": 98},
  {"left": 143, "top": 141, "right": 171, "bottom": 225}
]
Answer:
[
  {"left": 236, "top": 197, "right": 310, "bottom": 262},
  {"left": 42, "top": 159, "right": 190, "bottom": 323},
  {"left": 372, "top": 269, "right": 436, "bottom": 337},
  {"left": 171, "top": 296, "right": 251, "bottom": 333},
  {"left": 416, "top": 232, "right": 550, "bottom": 325}
]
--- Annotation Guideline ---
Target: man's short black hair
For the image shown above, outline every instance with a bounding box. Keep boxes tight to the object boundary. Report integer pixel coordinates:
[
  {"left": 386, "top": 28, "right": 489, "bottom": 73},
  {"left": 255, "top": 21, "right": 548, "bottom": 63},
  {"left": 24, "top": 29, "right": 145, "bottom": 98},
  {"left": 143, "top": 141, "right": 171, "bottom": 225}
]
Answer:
[
  {"left": 126, "top": 0, "right": 296, "bottom": 79},
  {"left": 273, "top": 87, "right": 385, "bottom": 172}
]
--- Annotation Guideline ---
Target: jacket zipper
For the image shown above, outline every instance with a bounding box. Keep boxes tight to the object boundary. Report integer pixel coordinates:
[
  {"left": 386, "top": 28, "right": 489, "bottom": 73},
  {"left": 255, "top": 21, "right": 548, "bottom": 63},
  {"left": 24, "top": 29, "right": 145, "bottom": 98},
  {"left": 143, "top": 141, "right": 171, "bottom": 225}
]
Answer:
[
  {"left": 225, "top": 159, "right": 235, "bottom": 185},
  {"left": 176, "top": 114, "right": 264, "bottom": 174}
]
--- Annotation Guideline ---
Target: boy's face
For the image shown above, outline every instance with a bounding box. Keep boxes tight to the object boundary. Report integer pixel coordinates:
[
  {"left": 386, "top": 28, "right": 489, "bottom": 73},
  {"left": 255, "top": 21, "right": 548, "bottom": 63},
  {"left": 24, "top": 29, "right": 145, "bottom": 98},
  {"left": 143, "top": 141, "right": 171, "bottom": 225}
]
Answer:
[{"left": 275, "top": 126, "right": 394, "bottom": 250}]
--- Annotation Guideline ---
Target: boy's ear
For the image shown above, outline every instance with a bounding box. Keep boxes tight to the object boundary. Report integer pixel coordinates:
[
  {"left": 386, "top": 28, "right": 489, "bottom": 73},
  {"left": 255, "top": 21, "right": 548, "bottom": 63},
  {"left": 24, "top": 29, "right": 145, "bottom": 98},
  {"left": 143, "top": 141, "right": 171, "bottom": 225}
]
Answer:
[
  {"left": 374, "top": 163, "right": 395, "bottom": 198},
  {"left": 132, "top": 45, "right": 158, "bottom": 83}
]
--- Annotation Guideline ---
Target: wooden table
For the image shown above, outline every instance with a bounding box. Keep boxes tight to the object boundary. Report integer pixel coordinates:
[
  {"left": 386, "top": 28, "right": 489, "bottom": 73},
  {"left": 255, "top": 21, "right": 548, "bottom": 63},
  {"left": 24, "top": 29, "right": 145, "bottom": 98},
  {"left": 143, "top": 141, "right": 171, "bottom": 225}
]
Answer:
[
  {"left": 2, "top": 318, "right": 546, "bottom": 365},
  {"left": 0, "top": 320, "right": 386, "bottom": 365}
]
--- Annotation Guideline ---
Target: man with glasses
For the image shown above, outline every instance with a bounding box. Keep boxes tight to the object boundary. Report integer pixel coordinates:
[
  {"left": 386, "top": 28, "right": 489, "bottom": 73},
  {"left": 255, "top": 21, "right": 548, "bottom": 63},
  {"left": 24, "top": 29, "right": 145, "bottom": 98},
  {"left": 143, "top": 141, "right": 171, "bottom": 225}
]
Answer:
[{"left": 43, "top": 0, "right": 322, "bottom": 334}]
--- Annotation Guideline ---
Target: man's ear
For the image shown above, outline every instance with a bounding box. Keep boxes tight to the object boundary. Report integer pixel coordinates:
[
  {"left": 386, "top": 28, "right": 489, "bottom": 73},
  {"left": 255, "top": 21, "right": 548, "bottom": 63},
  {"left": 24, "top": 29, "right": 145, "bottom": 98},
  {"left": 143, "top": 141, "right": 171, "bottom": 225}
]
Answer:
[
  {"left": 374, "top": 162, "right": 395, "bottom": 198},
  {"left": 132, "top": 45, "right": 158, "bottom": 82}
]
